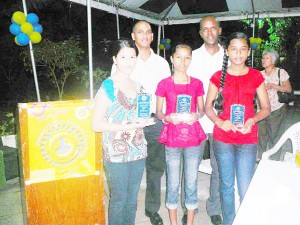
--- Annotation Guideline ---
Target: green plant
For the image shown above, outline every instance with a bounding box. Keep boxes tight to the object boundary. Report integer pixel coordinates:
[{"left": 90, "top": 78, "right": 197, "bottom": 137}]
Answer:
[
  {"left": 21, "top": 38, "right": 85, "bottom": 100},
  {"left": 0, "top": 112, "right": 15, "bottom": 136},
  {"left": 77, "top": 67, "right": 110, "bottom": 93}
]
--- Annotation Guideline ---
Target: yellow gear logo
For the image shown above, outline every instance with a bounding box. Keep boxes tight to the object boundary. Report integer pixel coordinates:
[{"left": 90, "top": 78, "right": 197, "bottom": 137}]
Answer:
[{"left": 38, "top": 121, "right": 88, "bottom": 166}]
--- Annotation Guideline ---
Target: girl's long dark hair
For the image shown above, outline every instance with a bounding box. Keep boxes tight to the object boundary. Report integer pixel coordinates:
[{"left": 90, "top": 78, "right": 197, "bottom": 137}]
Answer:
[{"left": 213, "top": 32, "right": 251, "bottom": 114}]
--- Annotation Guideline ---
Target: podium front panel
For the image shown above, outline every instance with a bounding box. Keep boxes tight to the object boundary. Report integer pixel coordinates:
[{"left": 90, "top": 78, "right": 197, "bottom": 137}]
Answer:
[{"left": 18, "top": 100, "right": 105, "bottom": 225}]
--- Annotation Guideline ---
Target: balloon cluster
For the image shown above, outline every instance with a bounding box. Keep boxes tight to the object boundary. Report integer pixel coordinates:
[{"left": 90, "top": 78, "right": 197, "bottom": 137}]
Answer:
[
  {"left": 159, "top": 38, "right": 171, "bottom": 50},
  {"left": 9, "top": 11, "right": 43, "bottom": 46},
  {"left": 249, "top": 37, "right": 262, "bottom": 50}
]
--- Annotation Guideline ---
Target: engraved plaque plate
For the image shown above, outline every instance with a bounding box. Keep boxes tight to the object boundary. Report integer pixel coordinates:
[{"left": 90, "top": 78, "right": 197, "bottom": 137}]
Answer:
[
  {"left": 230, "top": 104, "right": 245, "bottom": 129},
  {"left": 176, "top": 95, "right": 191, "bottom": 114}
]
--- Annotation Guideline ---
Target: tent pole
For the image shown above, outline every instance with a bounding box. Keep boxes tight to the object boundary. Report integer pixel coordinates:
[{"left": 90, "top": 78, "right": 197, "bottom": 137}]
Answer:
[
  {"left": 251, "top": 0, "right": 255, "bottom": 68},
  {"left": 116, "top": 7, "right": 120, "bottom": 39},
  {"left": 22, "top": 0, "right": 41, "bottom": 102},
  {"left": 162, "top": 26, "right": 165, "bottom": 59},
  {"left": 87, "top": 0, "right": 94, "bottom": 99},
  {"left": 251, "top": 14, "right": 256, "bottom": 68},
  {"left": 157, "top": 25, "right": 161, "bottom": 55}
]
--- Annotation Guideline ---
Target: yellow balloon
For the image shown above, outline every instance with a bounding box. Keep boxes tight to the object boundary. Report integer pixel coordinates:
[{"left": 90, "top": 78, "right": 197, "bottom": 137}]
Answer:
[
  {"left": 249, "top": 37, "right": 255, "bottom": 44},
  {"left": 159, "top": 43, "right": 165, "bottom": 50},
  {"left": 14, "top": 36, "right": 21, "bottom": 46},
  {"left": 12, "top": 11, "right": 26, "bottom": 25},
  {"left": 21, "top": 22, "right": 34, "bottom": 34},
  {"left": 30, "top": 32, "right": 42, "bottom": 44},
  {"left": 256, "top": 38, "right": 262, "bottom": 45}
]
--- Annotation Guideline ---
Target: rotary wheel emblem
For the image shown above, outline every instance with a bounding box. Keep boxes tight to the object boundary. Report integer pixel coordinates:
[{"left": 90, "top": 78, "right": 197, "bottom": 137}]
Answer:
[{"left": 38, "top": 121, "right": 88, "bottom": 166}]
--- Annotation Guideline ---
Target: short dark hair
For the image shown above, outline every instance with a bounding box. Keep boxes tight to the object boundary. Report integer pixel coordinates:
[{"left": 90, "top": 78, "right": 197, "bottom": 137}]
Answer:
[
  {"left": 132, "top": 20, "right": 152, "bottom": 33},
  {"left": 199, "top": 16, "right": 220, "bottom": 31}
]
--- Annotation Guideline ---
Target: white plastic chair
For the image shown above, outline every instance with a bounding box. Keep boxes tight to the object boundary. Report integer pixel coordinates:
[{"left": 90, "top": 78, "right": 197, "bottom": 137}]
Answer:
[{"left": 262, "top": 122, "right": 300, "bottom": 161}]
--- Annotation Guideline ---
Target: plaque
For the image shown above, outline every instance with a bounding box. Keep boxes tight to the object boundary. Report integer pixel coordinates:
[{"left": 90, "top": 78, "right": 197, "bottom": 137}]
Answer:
[
  {"left": 137, "top": 93, "right": 151, "bottom": 119},
  {"left": 230, "top": 104, "right": 245, "bottom": 129},
  {"left": 176, "top": 95, "right": 191, "bottom": 114}
]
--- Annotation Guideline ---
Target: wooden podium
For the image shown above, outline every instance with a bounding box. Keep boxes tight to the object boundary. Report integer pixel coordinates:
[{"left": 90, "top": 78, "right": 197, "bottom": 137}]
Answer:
[{"left": 18, "top": 100, "right": 105, "bottom": 225}]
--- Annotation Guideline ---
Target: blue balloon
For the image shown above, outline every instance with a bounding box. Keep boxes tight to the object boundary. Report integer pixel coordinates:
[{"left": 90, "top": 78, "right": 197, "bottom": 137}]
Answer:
[
  {"left": 251, "top": 43, "right": 258, "bottom": 50},
  {"left": 33, "top": 23, "right": 43, "bottom": 34},
  {"left": 16, "top": 33, "right": 30, "bottom": 46},
  {"left": 161, "top": 38, "right": 167, "bottom": 44},
  {"left": 26, "top": 13, "right": 39, "bottom": 24},
  {"left": 165, "top": 43, "right": 171, "bottom": 50},
  {"left": 9, "top": 23, "right": 21, "bottom": 36}
]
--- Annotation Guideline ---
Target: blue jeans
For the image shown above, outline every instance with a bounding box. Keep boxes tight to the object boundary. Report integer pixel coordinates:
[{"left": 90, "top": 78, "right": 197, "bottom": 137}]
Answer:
[
  {"left": 104, "top": 158, "right": 145, "bottom": 225},
  {"left": 213, "top": 140, "right": 257, "bottom": 225},
  {"left": 165, "top": 145, "right": 202, "bottom": 210}
]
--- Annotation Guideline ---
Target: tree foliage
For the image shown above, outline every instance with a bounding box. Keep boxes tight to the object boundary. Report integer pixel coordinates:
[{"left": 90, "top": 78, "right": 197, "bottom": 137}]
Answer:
[
  {"left": 260, "top": 18, "right": 292, "bottom": 53},
  {"left": 76, "top": 67, "right": 110, "bottom": 94},
  {"left": 21, "top": 38, "right": 85, "bottom": 100},
  {"left": 241, "top": 17, "right": 300, "bottom": 89},
  {"left": 0, "top": 34, "right": 22, "bottom": 86}
]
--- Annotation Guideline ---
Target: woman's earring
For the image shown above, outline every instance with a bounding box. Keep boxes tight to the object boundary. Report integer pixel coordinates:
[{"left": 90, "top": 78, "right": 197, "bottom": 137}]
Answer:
[{"left": 171, "top": 63, "right": 174, "bottom": 73}]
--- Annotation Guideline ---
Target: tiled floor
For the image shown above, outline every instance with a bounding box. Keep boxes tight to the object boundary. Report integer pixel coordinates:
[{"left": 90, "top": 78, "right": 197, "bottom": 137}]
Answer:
[
  {"left": 134, "top": 171, "right": 213, "bottom": 225},
  {"left": 0, "top": 178, "right": 24, "bottom": 225},
  {"left": 0, "top": 171, "right": 213, "bottom": 225}
]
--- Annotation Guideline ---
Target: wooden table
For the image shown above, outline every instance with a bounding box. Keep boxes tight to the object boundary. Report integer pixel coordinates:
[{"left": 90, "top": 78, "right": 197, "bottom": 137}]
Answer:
[{"left": 233, "top": 160, "right": 300, "bottom": 225}]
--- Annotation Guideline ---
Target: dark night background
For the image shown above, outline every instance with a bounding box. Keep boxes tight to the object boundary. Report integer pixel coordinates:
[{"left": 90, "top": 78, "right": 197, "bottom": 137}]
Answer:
[{"left": 0, "top": 0, "right": 299, "bottom": 105}]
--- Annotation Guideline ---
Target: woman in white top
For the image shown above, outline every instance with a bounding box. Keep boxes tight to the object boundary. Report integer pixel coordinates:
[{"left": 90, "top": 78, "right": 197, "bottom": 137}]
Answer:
[{"left": 257, "top": 50, "right": 292, "bottom": 160}]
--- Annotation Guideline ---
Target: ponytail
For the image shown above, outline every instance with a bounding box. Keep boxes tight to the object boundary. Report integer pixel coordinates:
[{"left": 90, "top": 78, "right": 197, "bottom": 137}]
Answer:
[{"left": 213, "top": 51, "right": 228, "bottom": 114}]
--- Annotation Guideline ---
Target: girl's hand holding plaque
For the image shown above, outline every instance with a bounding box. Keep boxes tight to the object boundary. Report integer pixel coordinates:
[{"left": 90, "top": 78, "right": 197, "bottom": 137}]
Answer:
[
  {"left": 136, "top": 118, "right": 155, "bottom": 127},
  {"left": 184, "top": 113, "right": 203, "bottom": 125},
  {"left": 171, "top": 94, "right": 195, "bottom": 124},
  {"left": 136, "top": 93, "right": 155, "bottom": 127},
  {"left": 238, "top": 118, "right": 255, "bottom": 134},
  {"left": 169, "top": 113, "right": 195, "bottom": 124}
]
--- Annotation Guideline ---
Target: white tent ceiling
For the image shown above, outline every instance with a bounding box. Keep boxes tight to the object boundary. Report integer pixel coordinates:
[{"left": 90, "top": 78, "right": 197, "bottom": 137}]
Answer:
[{"left": 69, "top": 0, "right": 300, "bottom": 25}]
